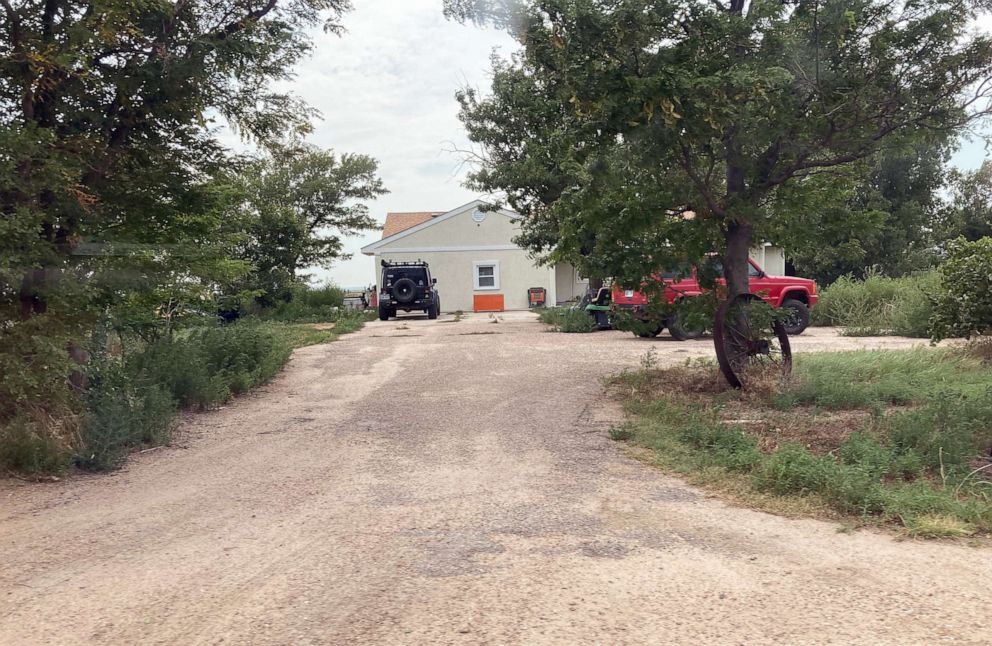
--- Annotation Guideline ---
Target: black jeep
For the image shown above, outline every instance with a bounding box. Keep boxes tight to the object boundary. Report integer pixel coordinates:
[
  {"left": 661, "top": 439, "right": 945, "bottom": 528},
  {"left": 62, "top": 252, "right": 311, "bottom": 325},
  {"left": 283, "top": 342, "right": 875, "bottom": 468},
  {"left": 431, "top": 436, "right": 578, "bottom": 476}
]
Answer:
[{"left": 378, "top": 260, "right": 440, "bottom": 320}]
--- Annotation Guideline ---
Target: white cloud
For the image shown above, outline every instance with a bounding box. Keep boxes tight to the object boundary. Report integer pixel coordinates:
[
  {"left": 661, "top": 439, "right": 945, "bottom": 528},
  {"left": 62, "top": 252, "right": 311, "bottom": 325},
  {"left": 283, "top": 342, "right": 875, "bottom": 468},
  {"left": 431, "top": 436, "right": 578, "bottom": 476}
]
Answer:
[{"left": 286, "top": 0, "right": 519, "bottom": 289}]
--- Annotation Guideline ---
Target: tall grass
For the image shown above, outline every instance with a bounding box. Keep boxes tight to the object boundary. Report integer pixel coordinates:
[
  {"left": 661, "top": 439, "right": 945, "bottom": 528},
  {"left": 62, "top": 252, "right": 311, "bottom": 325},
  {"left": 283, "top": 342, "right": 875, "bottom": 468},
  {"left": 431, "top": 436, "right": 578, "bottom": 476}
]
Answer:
[
  {"left": 813, "top": 270, "right": 937, "bottom": 337},
  {"left": 1, "top": 313, "right": 372, "bottom": 476},
  {"left": 613, "top": 347, "right": 992, "bottom": 537},
  {"left": 253, "top": 283, "right": 346, "bottom": 322}
]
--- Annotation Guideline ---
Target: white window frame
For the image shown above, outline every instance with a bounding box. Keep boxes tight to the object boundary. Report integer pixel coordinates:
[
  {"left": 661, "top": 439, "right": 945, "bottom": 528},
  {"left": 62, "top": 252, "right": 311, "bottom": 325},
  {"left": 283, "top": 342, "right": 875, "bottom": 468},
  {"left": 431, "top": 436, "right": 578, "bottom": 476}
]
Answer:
[{"left": 473, "top": 260, "right": 500, "bottom": 291}]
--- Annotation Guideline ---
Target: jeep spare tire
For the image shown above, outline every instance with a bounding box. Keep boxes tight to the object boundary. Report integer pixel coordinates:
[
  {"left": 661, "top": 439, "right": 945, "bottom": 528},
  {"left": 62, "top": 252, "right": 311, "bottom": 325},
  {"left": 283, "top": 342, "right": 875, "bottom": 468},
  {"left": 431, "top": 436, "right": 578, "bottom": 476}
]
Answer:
[{"left": 391, "top": 278, "right": 417, "bottom": 304}]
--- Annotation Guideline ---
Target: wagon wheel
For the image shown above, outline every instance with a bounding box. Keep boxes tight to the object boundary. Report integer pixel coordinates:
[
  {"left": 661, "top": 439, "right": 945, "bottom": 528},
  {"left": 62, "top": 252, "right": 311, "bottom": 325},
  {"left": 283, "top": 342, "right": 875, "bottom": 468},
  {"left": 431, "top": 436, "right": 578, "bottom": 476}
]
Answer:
[{"left": 713, "top": 293, "right": 792, "bottom": 389}]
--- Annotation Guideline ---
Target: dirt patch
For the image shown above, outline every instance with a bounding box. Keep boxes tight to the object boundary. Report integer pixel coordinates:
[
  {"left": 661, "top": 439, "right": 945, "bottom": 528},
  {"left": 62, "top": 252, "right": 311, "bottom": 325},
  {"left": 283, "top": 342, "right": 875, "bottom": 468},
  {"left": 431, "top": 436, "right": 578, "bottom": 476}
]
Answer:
[
  {"left": 612, "top": 364, "right": 876, "bottom": 455},
  {"left": 722, "top": 405, "right": 871, "bottom": 454},
  {"left": 1, "top": 316, "right": 987, "bottom": 645}
]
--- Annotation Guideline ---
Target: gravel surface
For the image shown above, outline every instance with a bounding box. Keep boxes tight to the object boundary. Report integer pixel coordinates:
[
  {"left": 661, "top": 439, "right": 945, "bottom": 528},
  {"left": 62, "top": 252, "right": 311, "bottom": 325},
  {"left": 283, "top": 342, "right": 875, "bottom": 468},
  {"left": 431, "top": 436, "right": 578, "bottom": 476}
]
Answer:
[{"left": 2, "top": 313, "right": 989, "bottom": 645}]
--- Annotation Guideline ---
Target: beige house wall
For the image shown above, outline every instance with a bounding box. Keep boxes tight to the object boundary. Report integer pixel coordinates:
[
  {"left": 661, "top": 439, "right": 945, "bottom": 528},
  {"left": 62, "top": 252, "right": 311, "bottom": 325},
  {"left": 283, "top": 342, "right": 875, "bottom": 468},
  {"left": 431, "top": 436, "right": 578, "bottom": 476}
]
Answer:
[
  {"left": 374, "top": 249, "right": 552, "bottom": 312},
  {"left": 554, "top": 263, "right": 588, "bottom": 303},
  {"left": 752, "top": 245, "right": 786, "bottom": 276},
  {"left": 384, "top": 205, "right": 522, "bottom": 249},
  {"left": 367, "top": 203, "right": 555, "bottom": 312}
]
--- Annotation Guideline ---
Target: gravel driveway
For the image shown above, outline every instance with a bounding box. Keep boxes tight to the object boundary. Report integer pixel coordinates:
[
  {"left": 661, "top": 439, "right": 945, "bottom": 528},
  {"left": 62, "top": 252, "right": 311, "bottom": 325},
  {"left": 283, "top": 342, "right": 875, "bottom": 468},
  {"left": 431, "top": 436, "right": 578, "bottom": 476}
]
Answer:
[{"left": 1, "top": 313, "right": 989, "bottom": 645}]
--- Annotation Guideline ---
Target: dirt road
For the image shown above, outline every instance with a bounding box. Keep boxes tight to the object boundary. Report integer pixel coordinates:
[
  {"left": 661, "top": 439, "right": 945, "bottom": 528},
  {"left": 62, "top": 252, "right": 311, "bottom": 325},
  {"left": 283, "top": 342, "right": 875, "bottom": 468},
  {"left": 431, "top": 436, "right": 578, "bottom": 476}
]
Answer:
[{"left": 2, "top": 314, "right": 989, "bottom": 645}]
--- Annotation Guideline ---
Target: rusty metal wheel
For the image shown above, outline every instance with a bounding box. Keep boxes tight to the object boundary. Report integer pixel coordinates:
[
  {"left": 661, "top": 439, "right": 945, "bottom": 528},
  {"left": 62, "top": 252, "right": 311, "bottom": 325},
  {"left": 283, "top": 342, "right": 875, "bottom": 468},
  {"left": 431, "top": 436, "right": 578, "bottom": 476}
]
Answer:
[{"left": 713, "top": 293, "right": 792, "bottom": 389}]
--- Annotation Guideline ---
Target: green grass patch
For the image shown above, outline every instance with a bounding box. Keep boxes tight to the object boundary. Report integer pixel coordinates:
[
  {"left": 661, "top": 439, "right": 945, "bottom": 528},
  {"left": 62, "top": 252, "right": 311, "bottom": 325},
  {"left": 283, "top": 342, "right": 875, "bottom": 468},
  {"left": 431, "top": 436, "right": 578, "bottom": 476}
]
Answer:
[
  {"left": 609, "top": 347, "right": 992, "bottom": 538},
  {"left": 773, "top": 347, "right": 989, "bottom": 409}
]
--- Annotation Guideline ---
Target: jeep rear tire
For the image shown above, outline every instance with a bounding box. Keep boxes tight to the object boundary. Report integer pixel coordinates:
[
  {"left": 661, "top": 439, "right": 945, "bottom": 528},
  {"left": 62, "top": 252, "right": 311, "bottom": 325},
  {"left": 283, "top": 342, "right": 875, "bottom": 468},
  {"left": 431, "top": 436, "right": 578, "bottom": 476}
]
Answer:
[
  {"left": 780, "top": 299, "right": 811, "bottom": 335},
  {"left": 427, "top": 301, "right": 439, "bottom": 319},
  {"left": 378, "top": 305, "right": 390, "bottom": 321}
]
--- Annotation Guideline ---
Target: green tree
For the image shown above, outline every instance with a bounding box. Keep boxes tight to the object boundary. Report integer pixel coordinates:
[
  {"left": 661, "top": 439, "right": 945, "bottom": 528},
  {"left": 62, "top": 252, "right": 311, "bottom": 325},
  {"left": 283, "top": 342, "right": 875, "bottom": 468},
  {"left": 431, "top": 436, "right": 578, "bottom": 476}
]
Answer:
[
  {"left": 786, "top": 140, "right": 950, "bottom": 285},
  {"left": 229, "top": 141, "right": 386, "bottom": 307},
  {"left": 1, "top": 0, "right": 351, "bottom": 321},
  {"left": 938, "top": 159, "right": 992, "bottom": 243},
  {"left": 0, "top": 0, "right": 352, "bottom": 421},
  {"left": 447, "top": 0, "right": 992, "bottom": 297}
]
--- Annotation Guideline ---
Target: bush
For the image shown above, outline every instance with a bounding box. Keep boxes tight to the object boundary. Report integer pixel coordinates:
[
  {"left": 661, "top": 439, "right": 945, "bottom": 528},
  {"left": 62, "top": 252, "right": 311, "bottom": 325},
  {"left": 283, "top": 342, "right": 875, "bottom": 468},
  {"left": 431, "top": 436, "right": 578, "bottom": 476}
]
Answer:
[
  {"left": 0, "top": 414, "right": 73, "bottom": 475},
  {"left": 537, "top": 306, "right": 596, "bottom": 332},
  {"left": 133, "top": 323, "right": 292, "bottom": 410},
  {"left": 76, "top": 356, "right": 176, "bottom": 471},
  {"left": 253, "top": 283, "right": 346, "bottom": 322},
  {"left": 813, "top": 270, "right": 936, "bottom": 337},
  {"left": 931, "top": 237, "right": 992, "bottom": 341}
]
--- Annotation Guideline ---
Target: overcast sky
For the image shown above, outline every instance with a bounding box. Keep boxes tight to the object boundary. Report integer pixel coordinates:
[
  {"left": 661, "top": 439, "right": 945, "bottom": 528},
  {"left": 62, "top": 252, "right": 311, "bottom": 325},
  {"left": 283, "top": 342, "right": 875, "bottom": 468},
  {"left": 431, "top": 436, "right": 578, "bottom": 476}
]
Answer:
[
  {"left": 270, "top": 1, "right": 518, "bottom": 289},
  {"left": 273, "top": 1, "right": 990, "bottom": 289}
]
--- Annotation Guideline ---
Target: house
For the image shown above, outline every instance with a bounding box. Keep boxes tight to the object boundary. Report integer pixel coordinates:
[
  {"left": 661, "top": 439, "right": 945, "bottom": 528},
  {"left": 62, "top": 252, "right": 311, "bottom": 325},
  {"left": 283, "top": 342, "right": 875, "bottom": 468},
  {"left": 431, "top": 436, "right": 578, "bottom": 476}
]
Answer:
[
  {"left": 361, "top": 200, "right": 586, "bottom": 312},
  {"left": 361, "top": 200, "right": 787, "bottom": 313}
]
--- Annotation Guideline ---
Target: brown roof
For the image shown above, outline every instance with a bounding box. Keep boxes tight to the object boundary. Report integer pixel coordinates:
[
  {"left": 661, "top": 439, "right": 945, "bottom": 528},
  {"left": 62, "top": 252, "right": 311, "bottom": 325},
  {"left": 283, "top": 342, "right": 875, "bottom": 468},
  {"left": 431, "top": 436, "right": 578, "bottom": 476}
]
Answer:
[{"left": 380, "top": 211, "right": 445, "bottom": 239}]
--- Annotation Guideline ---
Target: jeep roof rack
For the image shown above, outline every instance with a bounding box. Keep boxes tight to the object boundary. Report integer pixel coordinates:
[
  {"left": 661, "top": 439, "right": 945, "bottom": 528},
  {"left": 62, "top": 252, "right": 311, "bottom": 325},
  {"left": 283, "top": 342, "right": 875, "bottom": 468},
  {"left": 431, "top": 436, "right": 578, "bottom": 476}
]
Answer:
[{"left": 381, "top": 259, "right": 429, "bottom": 267}]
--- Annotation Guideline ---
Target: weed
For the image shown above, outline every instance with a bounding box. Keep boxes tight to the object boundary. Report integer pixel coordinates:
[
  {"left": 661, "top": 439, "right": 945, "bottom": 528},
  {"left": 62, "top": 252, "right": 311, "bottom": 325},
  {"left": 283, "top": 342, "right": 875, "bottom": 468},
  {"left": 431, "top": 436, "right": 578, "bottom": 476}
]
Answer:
[
  {"left": 610, "top": 346, "right": 992, "bottom": 537},
  {"left": 0, "top": 413, "right": 73, "bottom": 475},
  {"left": 813, "top": 270, "right": 937, "bottom": 338},
  {"left": 609, "top": 423, "right": 635, "bottom": 441},
  {"left": 536, "top": 306, "right": 596, "bottom": 333}
]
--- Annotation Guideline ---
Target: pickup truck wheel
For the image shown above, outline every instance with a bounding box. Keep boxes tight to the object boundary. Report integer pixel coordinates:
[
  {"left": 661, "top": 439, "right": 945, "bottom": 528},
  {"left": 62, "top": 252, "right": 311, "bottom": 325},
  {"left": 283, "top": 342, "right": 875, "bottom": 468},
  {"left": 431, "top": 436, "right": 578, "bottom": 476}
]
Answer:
[
  {"left": 667, "top": 312, "right": 705, "bottom": 341},
  {"left": 780, "top": 299, "right": 811, "bottom": 335},
  {"left": 636, "top": 325, "right": 664, "bottom": 338}
]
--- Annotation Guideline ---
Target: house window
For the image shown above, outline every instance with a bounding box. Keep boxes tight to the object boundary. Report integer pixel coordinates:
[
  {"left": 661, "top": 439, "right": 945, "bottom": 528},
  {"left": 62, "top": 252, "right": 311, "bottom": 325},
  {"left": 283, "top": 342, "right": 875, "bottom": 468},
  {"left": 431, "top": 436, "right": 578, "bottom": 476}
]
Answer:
[{"left": 474, "top": 261, "right": 500, "bottom": 290}]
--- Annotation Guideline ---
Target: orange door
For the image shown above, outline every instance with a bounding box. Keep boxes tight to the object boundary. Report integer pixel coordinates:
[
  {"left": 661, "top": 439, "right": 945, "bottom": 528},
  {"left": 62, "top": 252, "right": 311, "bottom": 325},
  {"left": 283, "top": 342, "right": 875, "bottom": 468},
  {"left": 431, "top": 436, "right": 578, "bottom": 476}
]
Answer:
[{"left": 473, "top": 294, "right": 505, "bottom": 312}]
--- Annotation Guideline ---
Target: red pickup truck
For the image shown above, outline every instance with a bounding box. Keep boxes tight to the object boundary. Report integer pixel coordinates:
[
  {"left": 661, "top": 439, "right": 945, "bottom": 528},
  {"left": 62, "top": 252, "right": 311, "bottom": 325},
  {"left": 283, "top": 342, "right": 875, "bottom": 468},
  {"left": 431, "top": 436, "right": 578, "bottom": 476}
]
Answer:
[{"left": 612, "top": 258, "right": 818, "bottom": 339}]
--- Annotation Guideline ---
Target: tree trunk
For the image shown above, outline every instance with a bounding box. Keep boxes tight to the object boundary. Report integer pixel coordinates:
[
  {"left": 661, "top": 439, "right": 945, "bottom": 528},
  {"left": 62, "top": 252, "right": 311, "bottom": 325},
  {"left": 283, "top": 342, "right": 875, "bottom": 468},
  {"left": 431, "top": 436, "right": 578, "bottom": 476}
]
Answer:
[{"left": 723, "top": 221, "right": 752, "bottom": 298}]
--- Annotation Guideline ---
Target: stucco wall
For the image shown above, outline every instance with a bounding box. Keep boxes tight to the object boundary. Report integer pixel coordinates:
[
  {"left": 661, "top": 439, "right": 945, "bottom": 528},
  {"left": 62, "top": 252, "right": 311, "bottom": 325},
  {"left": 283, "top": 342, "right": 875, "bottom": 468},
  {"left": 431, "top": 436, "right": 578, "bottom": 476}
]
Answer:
[
  {"left": 384, "top": 207, "right": 520, "bottom": 249},
  {"left": 555, "top": 263, "right": 588, "bottom": 303},
  {"left": 752, "top": 246, "right": 786, "bottom": 276},
  {"left": 375, "top": 249, "right": 552, "bottom": 312}
]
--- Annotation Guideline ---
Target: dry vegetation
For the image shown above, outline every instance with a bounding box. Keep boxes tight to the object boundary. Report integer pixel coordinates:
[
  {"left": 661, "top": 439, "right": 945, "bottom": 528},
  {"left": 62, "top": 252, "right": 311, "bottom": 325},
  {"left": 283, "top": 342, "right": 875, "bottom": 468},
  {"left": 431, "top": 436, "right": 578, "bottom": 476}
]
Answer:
[{"left": 608, "top": 345, "right": 992, "bottom": 539}]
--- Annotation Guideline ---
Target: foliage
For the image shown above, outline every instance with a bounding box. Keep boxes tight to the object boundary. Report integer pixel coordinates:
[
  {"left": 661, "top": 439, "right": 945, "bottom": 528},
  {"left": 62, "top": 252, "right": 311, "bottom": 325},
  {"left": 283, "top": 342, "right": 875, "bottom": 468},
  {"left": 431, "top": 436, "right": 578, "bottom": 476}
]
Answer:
[
  {"left": 0, "top": 413, "right": 73, "bottom": 475},
  {"left": 931, "top": 237, "right": 992, "bottom": 341},
  {"left": 1, "top": 314, "right": 370, "bottom": 475},
  {"left": 936, "top": 160, "right": 992, "bottom": 243},
  {"left": 786, "top": 142, "right": 947, "bottom": 285},
  {"left": 0, "top": 0, "right": 389, "bottom": 474},
  {"left": 448, "top": 0, "right": 992, "bottom": 300},
  {"left": 813, "top": 271, "right": 937, "bottom": 337},
  {"left": 611, "top": 348, "right": 992, "bottom": 536},
  {"left": 226, "top": 142, "right": 385, "bottom": 308},
  {"left": 249, "top": 283, "right": 347, "bottom": 322},
  {"left": 76, "top": 355, "right": 177, "bottom": 471},
  {"left": 536, "top": 306, "right": 596, "bottom": 332}
]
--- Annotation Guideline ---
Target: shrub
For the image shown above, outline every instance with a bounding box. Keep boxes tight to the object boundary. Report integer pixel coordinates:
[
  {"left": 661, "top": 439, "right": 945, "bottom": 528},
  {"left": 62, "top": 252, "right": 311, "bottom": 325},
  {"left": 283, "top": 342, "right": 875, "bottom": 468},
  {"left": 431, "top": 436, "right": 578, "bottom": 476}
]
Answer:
[
  {"left": 134, "top": 323, "right": 292, "bottom": 410},
  {"left": 249, "top": 282, "right": 347, "bottom": 323},
  {"left": 537, "top": 306, "right": 596, "bottom": 332},
  {"left": 0, "top": 414, "right": 73, "bottom": 475},
  {"left": 813, "top": 270, "right": 936, "bottom": 337},
  {"left": 931, "top": 237, "right": 992, "bottom": 341},
  {"left": 76, "top": 354, "right": 177, "bottom": 471}
]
